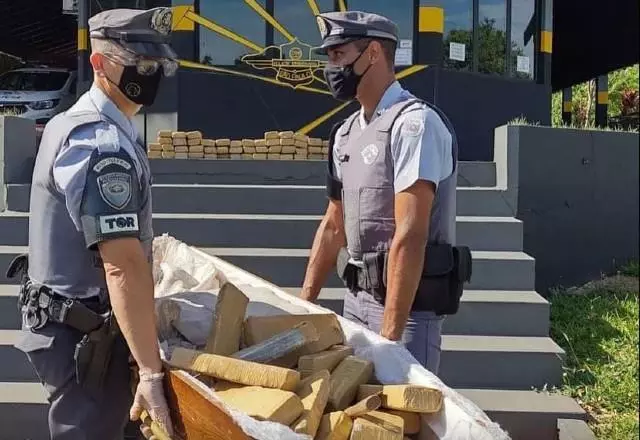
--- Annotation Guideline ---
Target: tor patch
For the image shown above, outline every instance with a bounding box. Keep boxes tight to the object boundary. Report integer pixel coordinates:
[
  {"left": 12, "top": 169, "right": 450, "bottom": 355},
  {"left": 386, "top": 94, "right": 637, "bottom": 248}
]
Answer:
[{"left": 97, "top": 172, "right": 132, "bottom": 210}]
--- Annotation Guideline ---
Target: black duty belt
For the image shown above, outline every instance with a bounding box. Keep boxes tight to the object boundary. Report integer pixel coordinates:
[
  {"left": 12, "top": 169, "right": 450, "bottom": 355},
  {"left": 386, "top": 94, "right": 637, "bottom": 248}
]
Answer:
[
  {"left": 6, "top": 253, "right": 109, "bottom": 333},
  {"left": 18, "top": 282, "right": 107, "bottom": 333}
]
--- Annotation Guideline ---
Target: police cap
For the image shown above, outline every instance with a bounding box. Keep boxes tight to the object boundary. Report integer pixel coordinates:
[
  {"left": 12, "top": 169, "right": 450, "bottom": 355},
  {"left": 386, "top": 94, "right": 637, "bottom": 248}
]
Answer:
[
  {"left": 313, "top": 11, "right": 399, "bottom": 54},
  {"left": 89, "top": 7, "right": 177, "bottom": 59}
]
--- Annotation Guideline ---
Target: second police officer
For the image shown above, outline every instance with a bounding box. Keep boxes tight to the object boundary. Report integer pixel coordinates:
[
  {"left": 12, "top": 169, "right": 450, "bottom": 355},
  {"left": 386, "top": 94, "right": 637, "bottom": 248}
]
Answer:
[
  {"left": 11, "top": 7, "right": 177, "bottom": 439},
  {"left": 300, "top": 11, "right": 472, "bottom": 375}
]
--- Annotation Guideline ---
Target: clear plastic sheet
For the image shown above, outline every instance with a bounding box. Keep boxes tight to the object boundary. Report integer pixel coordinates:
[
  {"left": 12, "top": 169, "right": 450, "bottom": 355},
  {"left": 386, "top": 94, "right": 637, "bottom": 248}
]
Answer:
[{"left": 152, "top": 234, "right": 511, "bottom": 440}]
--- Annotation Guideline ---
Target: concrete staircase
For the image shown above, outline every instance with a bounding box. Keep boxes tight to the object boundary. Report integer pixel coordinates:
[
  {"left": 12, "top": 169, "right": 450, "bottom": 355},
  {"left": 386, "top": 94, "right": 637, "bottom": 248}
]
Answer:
[{"left": 0, "top": 158, "right": 587, "bottom": 440}]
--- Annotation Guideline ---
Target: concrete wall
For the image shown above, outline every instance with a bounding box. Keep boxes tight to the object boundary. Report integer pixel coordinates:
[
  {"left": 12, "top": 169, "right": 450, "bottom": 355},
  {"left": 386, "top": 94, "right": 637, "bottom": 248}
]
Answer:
[
  {"left": 502, "top": 124, "right": 640, "bottom": 292},
  {"left": 0, "top": 116, "right": 36, "bottom": 186}
]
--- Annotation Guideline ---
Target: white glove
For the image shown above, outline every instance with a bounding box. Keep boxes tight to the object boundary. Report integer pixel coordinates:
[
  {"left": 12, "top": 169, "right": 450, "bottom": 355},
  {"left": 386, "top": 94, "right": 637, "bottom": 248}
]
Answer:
[{"left": 129, "top": 371, "right": 174, "bottom": 436}]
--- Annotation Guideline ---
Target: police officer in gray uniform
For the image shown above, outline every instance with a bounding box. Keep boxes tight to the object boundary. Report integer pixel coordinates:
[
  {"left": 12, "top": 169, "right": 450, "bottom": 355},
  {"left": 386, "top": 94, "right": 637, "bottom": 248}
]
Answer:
[
  {"left": 300, "top": 11, "right": 471, "bottom": 374},
  {"left": 9, "top": 7, "right": 178, "bottom": 439}
]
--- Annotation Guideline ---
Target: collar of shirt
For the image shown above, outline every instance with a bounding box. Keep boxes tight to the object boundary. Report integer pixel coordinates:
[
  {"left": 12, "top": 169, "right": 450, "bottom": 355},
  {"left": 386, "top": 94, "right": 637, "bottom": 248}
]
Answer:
[
  {"left": 358, "top": 80, "right": 407, "bottom": 128},
  {"left": 88, "top": 85, "right": 138, "bottom": 143}
]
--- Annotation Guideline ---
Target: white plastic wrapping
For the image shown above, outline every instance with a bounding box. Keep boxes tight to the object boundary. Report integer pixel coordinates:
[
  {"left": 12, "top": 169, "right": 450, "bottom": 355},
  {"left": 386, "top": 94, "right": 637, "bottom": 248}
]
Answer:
[{"left": 152, "top": 234, "right": 511, "bottom": 440}]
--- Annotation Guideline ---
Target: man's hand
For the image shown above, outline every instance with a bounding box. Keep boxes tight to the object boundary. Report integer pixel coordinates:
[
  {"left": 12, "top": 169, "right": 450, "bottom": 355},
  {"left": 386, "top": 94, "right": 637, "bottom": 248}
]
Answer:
[
  {"left": 380, "top": 180, "right": 435, "bottom": 341},
  {"left": 130, "top": 371, "right": 174, "bottom": 436}
]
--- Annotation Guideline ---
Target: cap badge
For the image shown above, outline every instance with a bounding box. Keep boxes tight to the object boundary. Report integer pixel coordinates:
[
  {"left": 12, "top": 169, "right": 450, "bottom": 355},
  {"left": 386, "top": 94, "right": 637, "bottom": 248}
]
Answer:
[
  {"left": 151, "top": 8, "right": 172, "bottom": 35},
  {"left": 316, "top": 16, "right": 328, "bottom": 39}
]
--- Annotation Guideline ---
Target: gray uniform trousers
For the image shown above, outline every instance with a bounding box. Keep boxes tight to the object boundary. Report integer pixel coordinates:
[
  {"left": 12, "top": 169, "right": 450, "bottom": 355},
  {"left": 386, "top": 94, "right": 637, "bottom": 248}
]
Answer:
[
  {"left": 15, "top": 298, "right": 132, "bottom": 440},
  {"left": 343, "top": 290, "right": 445, "bottom": 375}
]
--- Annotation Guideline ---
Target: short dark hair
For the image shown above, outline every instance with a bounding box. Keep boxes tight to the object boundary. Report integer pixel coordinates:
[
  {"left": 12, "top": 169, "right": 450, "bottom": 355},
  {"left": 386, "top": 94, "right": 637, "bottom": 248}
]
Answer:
[{"left": 354, "top": 38, "right": 397, "bottom": 68}]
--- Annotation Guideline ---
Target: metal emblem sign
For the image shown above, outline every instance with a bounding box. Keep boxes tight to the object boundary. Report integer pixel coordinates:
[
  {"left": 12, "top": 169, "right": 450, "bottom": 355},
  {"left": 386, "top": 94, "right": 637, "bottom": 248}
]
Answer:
[
  {"left": 242, "top": 39, "right": 327, "bottom": 89},
  {"left": 97, "top": 172, "right": 132, "bottom": 210}
]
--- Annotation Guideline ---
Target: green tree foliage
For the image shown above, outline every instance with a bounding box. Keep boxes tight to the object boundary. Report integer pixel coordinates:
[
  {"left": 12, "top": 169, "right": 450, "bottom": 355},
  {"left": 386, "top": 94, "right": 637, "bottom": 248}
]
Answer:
[
  {"left": 552, "top": 64, "right": 639, "bottom": 128},
  {"left": 443, "top": 18, "right": 527, "bottom": 78}
]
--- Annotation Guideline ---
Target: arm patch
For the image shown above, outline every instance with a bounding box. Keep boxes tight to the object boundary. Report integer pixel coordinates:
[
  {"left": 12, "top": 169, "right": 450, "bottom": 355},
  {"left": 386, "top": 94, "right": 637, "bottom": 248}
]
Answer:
[
  {"left": 79, "top": 148, "right": 143, "bottom": 249},
  {"left": 326, "top": 120, "right": 344, "bottom": 201}
]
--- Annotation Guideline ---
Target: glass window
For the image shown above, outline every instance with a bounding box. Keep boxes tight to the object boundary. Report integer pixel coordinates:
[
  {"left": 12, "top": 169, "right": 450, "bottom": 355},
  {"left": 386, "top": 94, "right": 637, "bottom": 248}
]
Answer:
[
  {"left": 478, "top": 0, "right": 507, "bottom": 75},
  {"left": 510, "top": 0, "right": 535, "bottom": 79},
  {"left": 199, "top": 0, "right": 267, "bottom": 66},
  {"left": 0, "top": 71, "right": 70, "bottom": 92},
  {"left": 274, "top": 0, "right": 335, "bottom": 48},
  {"left": 443, "top": 0, "right": 473, "bottom": 71},
  {"left": 348, "top": 0, "right": 415, "bottom": 43}
]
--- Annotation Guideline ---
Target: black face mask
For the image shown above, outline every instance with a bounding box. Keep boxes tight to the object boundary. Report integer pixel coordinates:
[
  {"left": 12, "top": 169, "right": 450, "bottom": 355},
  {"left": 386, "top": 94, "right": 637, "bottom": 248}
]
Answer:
[
  {"left": 111, "top": 66, "right": 163, "bottom": 106},
  {"left": 323, "top": 49, "right": 373, "bottom": 101}
]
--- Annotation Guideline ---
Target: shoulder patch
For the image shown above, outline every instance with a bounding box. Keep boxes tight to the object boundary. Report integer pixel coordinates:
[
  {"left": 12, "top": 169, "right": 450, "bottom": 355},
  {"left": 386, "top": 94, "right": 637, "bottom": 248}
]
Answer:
[
  {"left": 402, "top": 117, "right": 425, "bottom": 137},
  {"left": 97, "top": 172, "right": 132, "bottom": 210}
]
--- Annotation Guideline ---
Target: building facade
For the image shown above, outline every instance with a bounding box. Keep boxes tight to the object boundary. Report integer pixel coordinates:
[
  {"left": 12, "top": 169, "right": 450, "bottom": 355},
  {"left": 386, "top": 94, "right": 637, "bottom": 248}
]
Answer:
[{"left": 82, "top": 0, "right": 553, "bottom": 161}]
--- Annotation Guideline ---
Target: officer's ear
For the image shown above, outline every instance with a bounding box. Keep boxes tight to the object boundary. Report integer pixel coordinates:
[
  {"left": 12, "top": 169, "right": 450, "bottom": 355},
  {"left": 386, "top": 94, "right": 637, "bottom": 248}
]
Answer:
[
  {"left": 89, "top": 52, "right": 106, "bottom": 75},
  {"left": 367, "top": 40, "right": 384, "bottom": 65}
]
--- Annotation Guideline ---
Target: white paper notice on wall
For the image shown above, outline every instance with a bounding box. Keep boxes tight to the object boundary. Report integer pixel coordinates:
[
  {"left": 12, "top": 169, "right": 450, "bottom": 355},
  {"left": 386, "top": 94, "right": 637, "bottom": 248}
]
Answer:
[
  {"left": 516, "top": 56, "right": 530, "bottom": 73},
  {"left": 395, "top": 40, "right": 413, "bottom": 66},
  {"left": 449, "top": 42, "right": 466, "bottom": 62}
]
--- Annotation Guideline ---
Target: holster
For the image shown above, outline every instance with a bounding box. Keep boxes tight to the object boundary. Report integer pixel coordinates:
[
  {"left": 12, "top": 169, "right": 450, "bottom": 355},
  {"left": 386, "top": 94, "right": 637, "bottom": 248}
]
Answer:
[
  {"left": 73, "top": 311, "right": 120, "bottom": 400},
  {"left": 337, "top": 243, "right": 473, "bottom": 316}
]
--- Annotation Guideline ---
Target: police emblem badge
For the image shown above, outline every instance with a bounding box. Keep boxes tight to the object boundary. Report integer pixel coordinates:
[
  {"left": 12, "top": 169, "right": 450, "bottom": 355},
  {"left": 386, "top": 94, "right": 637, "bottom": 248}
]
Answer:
[
  {"left": 151, "top": 8, "right": 172, "bottom": 35},
  {"left": 97, "top": 172, "right": 132, "bottom": 210},
  {"left": 316, "top": 16, "right": 328, "bottom": 39},
  {"left": 361, "top": 144, "right": 379, "bottom": 165}
]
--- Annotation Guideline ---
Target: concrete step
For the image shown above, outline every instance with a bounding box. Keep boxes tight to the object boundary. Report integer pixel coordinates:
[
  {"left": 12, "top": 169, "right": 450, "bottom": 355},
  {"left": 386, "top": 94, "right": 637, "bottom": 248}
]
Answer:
[
  {"left": 286, "top": 288, "right": 550, "bottom": 337},
  {"left": 439, "top": 335, "right": 564, "bottom": 390},
  {"left": 0, "top": 329, "right": 563, "bottom": 390},
  {"left": 0, "top": 382, "right": 49, "bottom": 440},
  {"left": 5, "top": 184, "right": 515, "bottom": 217},
  {"left": 0, "top": 385, "right": 584, "bottom": 440},
  {"left": 0, "top": 211, "right": 524, "bottom": 251},
  {"left": 459, "top": 389, "right": 586, "bottom": 440},
  {"left": 0, "top": 383, "right": 145, "bottom": 440},
  {"left": 557, "top": 419, "right": 596, "bottom": 440},
  {"left": 0, "top": 285, "right": 550, "bottom": 337},
  {"left": 0, "top": 246, "right": 536, "bottom": 290},
  {"left": 147, "top": 159, "right": 497, "bottom": 187}
]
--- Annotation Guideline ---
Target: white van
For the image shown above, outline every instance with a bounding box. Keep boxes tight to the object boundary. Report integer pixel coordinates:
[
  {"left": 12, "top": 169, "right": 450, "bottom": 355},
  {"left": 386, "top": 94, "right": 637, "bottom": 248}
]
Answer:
[{"left": 0, "top": 67, "right": 78, "bottom": 127}]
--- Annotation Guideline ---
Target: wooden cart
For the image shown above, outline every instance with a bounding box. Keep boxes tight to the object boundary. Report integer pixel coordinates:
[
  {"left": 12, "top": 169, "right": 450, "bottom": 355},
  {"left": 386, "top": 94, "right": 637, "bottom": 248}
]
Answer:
[{"left": 141, "top": 369, "right": 250, "bottom": 440}]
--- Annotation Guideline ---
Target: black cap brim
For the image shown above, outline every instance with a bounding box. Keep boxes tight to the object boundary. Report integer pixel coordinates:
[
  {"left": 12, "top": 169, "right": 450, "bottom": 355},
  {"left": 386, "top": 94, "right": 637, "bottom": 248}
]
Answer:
[
  {"left": 311, "top": 36, "right": 362, "bottom": 55},
  {"left": 119, "top": 41, "right": 177, "bottom": 60}
]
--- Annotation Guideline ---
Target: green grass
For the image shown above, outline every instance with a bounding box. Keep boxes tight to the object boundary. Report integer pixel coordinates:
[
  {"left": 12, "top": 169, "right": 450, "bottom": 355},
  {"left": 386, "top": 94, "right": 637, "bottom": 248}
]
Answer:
[
  {"left": 550, "top": 263, "right": 639, "bottom": 440},
  {"left": 507, "top": 116, "right": 639, "bottom": 133}
]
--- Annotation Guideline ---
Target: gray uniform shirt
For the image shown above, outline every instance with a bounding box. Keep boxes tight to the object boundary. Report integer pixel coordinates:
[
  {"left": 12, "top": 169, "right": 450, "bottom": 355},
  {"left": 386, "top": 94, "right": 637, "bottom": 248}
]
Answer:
[{"left": 28, "top": 85, "right": 153, "bottom": 299}]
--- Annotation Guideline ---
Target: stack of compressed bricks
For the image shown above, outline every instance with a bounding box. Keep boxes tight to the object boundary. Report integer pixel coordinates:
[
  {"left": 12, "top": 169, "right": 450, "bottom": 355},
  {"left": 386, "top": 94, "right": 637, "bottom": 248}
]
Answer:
[
  {"left": 162, "top": 282, "right": 445, "bottom": 439},
  {"left": 147, "top": 130, "right": 204, "bottom": 159},
  {"left": 148, "top": 130, "right": 330, "bottom": 160}
]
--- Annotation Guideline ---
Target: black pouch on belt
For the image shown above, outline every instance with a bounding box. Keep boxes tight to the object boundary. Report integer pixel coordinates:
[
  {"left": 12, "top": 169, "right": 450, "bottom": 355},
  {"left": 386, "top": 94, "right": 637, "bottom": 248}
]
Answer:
[
  {"left": 73, "top": 311, "right": 120, "bottom": 400},
  {"left": 411, "top": 243, "right": 473, "bottom": 315}
]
